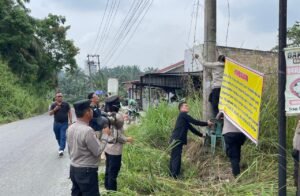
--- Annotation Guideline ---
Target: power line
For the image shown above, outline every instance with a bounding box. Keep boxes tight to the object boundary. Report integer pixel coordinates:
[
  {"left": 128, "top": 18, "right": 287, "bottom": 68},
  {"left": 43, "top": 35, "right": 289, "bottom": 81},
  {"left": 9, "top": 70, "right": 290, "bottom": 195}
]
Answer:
[
  {"left": 103, "top": 0, "right": 149, "bottom": 65},
  {"left": 225, "top": 0, "right": 230, "bottom": 47},
  {"left": 106, "top": 0, "right": 153, "bottom": 66},
  {"left": 102, "top": 0, "right": 143, "bottom": 64},
  {"left": 187, "top": 0, "right": 197, "bottom": 46},
  {"left": 191, "top": 0, "right": 200, "bottom": 70},
  {"left": 90, "top": 0, "right": 109, "bottom": 54},
  {"left": 95, "top": 0, "right": 116, "bottom": 54},
  {"left": 193, "top": 0, "right": 200, "bottom": 45},
  {"left": 99, "top": 0, "right": 121, "bottom": 55}
]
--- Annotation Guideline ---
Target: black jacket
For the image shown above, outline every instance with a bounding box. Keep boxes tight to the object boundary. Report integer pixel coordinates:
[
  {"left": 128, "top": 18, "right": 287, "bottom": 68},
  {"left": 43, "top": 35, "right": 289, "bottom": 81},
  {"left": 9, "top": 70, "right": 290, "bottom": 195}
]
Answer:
[
  {"left": 170, "top": 112, "right": 208, "bottom": 145},
  {"left": 89, "top": 105, "right": 102, "bottom": 131}
]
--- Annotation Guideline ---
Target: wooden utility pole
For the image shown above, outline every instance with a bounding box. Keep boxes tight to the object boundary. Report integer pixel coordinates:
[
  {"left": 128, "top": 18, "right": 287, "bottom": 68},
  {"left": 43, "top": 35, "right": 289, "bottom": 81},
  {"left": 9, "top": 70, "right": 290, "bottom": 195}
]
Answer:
[{"left": 203, "top": 0, "right": 216, "bottom": 120}]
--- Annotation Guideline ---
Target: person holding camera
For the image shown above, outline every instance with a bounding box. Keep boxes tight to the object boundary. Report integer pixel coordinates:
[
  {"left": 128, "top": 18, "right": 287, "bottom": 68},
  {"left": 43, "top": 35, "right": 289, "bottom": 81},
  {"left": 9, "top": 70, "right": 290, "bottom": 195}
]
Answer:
[
  {"left": 104, "top": 95, "right": 133, "bottom": 191},
  {"left": 67, "top": 100, "right": 111, "bottom": 196},
  {"left": 88, "top": 92, "right": 102, "bottom": 136},
  {"left": 49, "top": 92, "right": 72, "bottom": 157}
]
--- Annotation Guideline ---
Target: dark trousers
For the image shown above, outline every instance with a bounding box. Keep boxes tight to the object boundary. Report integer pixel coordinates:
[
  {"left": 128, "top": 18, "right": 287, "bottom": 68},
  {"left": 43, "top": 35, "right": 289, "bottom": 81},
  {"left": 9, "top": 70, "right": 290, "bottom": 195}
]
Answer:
[
  {"left": 209, "top": 88, "right": 221, "bottom": 117},
  {"left": 224, "top": 132, "right": 246, "bottom": 177},
  {"left": 292, "top": 149, "right": 300, "bottom": 187},
  {"left": 69, "top": 166, "right": 100, "bottom": 196},
  {"left": 53, "top": 121, "right": 68, "bottom": 151},
  {"left": 105, "top": 153, "right": 122, "bottom": 191},
  {"left": 169, "top": 142, "right": 183, "bottom": 178}
]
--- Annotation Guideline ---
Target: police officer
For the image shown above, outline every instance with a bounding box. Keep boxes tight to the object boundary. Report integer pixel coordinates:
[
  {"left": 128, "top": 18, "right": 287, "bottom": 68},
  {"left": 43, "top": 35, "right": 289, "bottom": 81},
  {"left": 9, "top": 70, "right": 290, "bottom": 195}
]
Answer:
[
  {"left": 67, "top": 100, "right": 111, "bottom": 196},
  {"left": 104, "top": 95, "right": 133, "bottom": 191}
]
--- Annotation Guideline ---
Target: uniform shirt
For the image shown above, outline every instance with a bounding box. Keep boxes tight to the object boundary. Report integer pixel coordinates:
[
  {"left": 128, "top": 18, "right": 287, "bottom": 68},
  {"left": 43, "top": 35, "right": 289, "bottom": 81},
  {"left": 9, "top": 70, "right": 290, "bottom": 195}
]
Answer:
[
  {"left": 67, "top": 120, "right": 108, "bottom": 168},
  {"left": 202, "top": 61, "right": 224, "bottom": 88},
  {"left": 89, "top": 104, "right": 101, "bottom": 131},
  {"left": 105, "top": 113, "right": 127, "bottom": 155},
  {"left": 222, "top": 115, "right": 241, "bottom": 135},
  {"left": 50, "top": 102, "right": 70, "bottom": 123},
  {"left": 170, "top": 112, "right": 208, "bottom": 145}
]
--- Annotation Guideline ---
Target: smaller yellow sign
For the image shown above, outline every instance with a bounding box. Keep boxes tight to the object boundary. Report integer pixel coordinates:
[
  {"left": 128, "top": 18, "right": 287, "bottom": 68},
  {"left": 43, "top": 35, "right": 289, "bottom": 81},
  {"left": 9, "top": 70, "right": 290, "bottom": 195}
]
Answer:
[{"left": 219, "top": 58, "right": 264, "bottom": 144}]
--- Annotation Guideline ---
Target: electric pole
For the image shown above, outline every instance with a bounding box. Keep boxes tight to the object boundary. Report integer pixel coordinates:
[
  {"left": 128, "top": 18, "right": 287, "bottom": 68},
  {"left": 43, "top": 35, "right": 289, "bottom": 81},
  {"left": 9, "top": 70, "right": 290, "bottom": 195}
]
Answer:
[
  {"left": 278, "top": 0, "right": 287, "bottom": 195},
  {"left": 87, "top": 54, "right": 101, "bottom": 76},
  {"left": 203, "top": 0, "right": 216, "bottom": 120},
  {"left": 87, "top": 54, "right": 92, "bottom": 76}
]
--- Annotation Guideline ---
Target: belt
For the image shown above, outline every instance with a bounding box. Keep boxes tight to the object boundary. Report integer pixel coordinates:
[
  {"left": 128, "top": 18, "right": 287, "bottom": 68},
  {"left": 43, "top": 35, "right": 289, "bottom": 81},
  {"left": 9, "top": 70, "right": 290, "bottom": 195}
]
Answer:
[{"left": 70, "top": 165, "right": 98, "bottom": 172}]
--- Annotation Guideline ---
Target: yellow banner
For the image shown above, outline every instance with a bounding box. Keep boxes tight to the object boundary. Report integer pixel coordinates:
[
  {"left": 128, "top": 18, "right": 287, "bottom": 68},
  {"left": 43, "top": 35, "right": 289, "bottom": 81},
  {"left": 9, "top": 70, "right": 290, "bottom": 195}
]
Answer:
[{"left": 219, "top": 59, "right": 264, "bottom": 144}]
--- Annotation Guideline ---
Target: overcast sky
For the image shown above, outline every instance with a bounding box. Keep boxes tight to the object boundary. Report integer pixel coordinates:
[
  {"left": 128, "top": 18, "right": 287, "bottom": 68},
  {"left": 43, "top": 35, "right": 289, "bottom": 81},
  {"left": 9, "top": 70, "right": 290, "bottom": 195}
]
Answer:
[{"left": 27, "top": 0, "right": 300, "bottom": 70}]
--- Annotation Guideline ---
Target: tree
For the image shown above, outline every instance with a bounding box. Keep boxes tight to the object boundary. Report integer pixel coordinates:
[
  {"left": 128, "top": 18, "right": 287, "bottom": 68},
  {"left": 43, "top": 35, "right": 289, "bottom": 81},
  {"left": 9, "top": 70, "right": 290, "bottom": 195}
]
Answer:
[
  {"left": 144, "top": 66, "right": 158, "bottom": 74},
  {"left": 272, "top": 21, "right": 300, "bottom": 51},
  {"left": 0, "top": 0, "right": 79, "bottom": 87},
  {"left": 35, "top": 14, "right": 79, "bottom": 85},
  {"left": 58, "top": 68, "right": 90, "bottom": 102},
  {"left": 287, "top": 21, "right": 300, "bottom": 47}
]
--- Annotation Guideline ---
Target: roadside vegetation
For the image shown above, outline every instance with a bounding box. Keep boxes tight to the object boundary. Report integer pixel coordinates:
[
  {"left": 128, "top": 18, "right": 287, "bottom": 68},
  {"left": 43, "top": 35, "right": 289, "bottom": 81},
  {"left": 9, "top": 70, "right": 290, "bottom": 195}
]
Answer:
[
  {"left": 99, "top": 75, "right": 298, "bottom": 195},
  {"left": 0, "top": 0, "right": 78, "bottom": 123},
  {"left": 0, "top": 62, "right": 50, "bottom": 123}
]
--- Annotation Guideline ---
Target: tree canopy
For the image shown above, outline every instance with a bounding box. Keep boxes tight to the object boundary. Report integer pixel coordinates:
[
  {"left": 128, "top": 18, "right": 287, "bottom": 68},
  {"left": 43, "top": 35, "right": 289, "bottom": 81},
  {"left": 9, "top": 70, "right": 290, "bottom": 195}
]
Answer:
[
  {"left": 287, "top": 21, "right": 300, "bottom": 47},
  {"left": 0, "top": 0, "right": 78, "bottom": 87}
]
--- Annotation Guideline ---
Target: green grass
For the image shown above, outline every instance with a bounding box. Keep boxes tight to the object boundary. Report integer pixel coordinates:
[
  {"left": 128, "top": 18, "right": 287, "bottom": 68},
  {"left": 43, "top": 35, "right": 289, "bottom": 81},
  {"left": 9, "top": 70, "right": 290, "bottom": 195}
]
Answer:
[
  {"left": 99, "top": 74, "right": 298, "bottom": 195},
  {"left": 0, "top": 61, "right": 50, "bottom": 123}
]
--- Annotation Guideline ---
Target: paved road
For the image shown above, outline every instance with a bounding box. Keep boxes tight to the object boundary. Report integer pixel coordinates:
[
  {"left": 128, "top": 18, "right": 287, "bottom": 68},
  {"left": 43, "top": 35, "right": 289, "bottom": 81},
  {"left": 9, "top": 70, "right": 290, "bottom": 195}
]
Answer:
[{"left": 0, "top": 114, "right": 71, "bottom": 196}]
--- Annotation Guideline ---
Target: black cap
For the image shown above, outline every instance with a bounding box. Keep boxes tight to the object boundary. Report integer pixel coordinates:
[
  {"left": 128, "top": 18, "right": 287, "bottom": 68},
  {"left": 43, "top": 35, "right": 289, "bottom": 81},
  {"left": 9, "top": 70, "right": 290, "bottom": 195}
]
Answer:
[
  {"left": 105, "top": 95, "right": 119, "bottom": 103},
  {"left": 73, "top": 99, "right": 91, "bottom": 113}
]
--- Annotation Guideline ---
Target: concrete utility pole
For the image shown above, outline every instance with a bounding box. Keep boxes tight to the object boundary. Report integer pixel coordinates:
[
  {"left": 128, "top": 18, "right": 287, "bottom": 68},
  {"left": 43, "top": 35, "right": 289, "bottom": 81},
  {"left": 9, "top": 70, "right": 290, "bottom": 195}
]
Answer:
[
  {"left": 87, "top": 54, "right": 101, "bottom": 75},
  {"left": 87, "top": 55, "right": 92, "bottom": 76},
  {"left": 203, "top": 0, "right": 216, "bottom": 120}
]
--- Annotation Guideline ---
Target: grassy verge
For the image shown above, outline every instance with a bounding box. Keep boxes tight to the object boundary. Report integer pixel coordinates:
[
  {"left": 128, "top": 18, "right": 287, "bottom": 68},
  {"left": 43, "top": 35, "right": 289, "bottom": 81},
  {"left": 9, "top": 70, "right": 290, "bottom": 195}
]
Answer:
[
  {"left": 0, "top": 62, "right": 50, "bottom": 123},
  {"left": 98, "top": 91, "right": 298, "bottom": 195}
]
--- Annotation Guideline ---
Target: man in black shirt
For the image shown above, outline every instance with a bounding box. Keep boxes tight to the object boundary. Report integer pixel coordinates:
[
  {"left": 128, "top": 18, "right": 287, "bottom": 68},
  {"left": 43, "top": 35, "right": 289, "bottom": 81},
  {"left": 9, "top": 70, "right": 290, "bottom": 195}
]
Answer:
[
  {"left": 169, "top": 102, "right": 213, "bottom": 178},
  {"left": 88, "top": 92, "right": 104, "bottom": 140},
  {"left": 49, "top": 92, "right": 72, "bottom": 157}
]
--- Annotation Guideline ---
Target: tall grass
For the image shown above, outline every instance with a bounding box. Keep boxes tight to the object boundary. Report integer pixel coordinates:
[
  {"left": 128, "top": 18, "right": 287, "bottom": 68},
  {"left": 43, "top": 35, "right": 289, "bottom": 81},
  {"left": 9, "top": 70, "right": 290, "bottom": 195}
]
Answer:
[
  {"left": 99, "top": 73, "right": 298, "bottom": 195},
  {"left": 0, "top": 62, "right": 49, "bottom": 123}
]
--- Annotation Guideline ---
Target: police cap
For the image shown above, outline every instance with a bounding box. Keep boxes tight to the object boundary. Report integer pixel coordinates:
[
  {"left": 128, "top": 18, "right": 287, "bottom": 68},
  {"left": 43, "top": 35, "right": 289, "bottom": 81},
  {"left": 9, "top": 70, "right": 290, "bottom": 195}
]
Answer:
[
  {"left": 105, "top": 95, "right": 119, "bottom": 103},
  {"left": 73, "top": 99, "right": 91, "bottom": 113}
]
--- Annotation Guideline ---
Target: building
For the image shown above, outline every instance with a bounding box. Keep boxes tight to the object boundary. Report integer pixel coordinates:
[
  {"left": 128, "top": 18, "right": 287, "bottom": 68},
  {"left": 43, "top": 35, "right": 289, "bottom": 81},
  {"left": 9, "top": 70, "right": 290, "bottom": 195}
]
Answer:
[{"left": 124, "top": 45, "right": 277, "bottom": 110}]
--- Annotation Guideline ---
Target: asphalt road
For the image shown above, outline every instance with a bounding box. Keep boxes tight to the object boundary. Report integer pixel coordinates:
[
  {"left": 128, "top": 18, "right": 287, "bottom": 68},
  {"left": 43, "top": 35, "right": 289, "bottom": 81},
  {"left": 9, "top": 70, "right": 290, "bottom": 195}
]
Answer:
[{"left": 0, "top": 113, "right": 71, "bottom": 196}]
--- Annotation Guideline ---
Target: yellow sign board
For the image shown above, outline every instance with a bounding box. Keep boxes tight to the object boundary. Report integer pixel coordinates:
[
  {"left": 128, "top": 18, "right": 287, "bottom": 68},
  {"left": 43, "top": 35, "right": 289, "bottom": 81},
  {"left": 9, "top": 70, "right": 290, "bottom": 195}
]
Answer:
[{"left": 219, "top": 58, "right": 264, "bottom": 144}]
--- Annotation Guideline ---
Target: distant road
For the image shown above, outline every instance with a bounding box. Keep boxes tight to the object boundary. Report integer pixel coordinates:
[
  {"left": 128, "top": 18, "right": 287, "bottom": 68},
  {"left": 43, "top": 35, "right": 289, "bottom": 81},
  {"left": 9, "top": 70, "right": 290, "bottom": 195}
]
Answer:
[{"left": 0, "top": 113, "right": 71, "bottom": 196}]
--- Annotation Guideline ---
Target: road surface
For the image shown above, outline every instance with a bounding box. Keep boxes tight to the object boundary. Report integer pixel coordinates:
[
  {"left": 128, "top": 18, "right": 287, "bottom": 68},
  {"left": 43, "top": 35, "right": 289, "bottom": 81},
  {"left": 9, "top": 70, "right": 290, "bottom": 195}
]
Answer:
[{"left": 0, "top": 113, "right": 71, "bottom": 196}]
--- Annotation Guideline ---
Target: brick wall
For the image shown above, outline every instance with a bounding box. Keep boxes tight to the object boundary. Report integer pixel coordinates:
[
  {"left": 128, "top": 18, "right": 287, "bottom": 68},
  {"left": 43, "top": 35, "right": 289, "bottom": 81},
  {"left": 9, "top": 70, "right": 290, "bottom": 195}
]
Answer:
[{"left": 217, "top": 46, "right": 278, "bottom": 74}]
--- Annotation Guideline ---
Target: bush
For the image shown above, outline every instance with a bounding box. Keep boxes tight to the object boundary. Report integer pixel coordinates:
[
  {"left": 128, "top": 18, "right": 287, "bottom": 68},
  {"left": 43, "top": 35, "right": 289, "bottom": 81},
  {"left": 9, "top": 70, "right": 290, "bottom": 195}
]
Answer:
[{"left": 0, "top": 62, "right": 49, "bottom": 123}]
